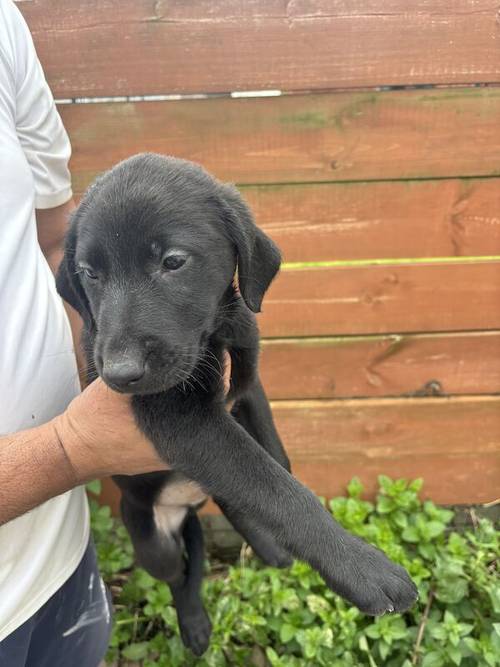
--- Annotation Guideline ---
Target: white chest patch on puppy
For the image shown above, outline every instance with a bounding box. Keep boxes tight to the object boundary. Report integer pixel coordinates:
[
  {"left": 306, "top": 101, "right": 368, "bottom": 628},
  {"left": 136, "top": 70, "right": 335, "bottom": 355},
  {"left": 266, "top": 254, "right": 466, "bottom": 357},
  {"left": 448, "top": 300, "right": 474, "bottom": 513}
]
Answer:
[{"left": 153, "top": 477, "right": 208, "bottom": 537}]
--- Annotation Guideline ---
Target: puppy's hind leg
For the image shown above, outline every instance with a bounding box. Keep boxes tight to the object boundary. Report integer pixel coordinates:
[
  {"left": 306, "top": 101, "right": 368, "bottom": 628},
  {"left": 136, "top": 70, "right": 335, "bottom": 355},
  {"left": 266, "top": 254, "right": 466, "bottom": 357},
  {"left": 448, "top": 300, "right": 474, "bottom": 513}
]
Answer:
[
  {"left": 121, "top": 498, "right": 212, "bottom": 656},
  {"left": 120, "top": 496, "right": 184, "bottom": 582},
  {"left": 170, "top": 511, "right": 212, "bottom": 657}
]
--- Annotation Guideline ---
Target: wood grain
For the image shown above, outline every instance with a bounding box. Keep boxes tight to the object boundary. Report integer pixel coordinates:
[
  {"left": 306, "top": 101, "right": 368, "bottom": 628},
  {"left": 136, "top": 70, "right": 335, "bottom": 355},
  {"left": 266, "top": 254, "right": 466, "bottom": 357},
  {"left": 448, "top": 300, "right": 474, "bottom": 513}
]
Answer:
[
  {"left": 259, "top": 261, "right": 500, "bottom": 337},
  {"left": 243, "top": 179, "right": 500, "bottom": 262},
  {"left": 273, "top": 396, "right": 500, "bottom": 505},
  {"left": 98, "top": 395, "right": 500, "bottom": 510},
  {"left": 19, "top": 1, "right": 500, "bottom": 98},
  {"left": 260, "top": 331, "right": 500, "bottom": 399},
  {"left": 73, "top": 178, "right": 500, "bottom": 263},
  {"left": 61, "top": 88, "right": 500, "bottom": 188}
]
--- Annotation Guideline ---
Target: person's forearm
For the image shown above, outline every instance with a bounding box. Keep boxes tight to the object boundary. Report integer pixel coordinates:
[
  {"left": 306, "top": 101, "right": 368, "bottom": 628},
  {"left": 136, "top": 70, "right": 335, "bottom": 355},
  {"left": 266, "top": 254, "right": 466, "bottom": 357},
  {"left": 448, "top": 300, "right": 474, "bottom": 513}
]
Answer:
[
  {"left": 0, "top": 376, "right": 170, "bottom": 526},
  {"left": 0, "top": 421, "right": 77, "bottom": 526}
]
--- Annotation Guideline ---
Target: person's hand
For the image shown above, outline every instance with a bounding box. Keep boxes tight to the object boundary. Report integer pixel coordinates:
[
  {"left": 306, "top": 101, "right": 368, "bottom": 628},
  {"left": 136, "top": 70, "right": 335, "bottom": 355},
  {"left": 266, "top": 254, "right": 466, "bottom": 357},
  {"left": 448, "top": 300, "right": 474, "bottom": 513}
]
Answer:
[{"left": 52, "top": 352, "right": 232, "bottom": 483}]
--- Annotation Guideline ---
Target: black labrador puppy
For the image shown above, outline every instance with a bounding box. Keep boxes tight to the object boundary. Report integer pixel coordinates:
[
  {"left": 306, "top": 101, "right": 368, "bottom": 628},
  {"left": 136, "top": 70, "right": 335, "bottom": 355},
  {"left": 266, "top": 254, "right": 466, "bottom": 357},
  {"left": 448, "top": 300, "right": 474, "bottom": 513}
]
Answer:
[{"left": 56, "top": 153, "right": 417, "bottom": 655}]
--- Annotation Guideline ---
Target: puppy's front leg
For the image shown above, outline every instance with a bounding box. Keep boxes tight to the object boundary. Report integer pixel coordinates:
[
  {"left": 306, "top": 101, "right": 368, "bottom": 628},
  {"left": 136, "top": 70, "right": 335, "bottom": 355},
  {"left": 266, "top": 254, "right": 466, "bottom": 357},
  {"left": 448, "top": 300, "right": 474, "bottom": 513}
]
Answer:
[
  {"left": 134, "top": 394, "right": 417, "bottom": 616},
  {"left": 225, "top": 378, "right": 293, "bottom": 567}
]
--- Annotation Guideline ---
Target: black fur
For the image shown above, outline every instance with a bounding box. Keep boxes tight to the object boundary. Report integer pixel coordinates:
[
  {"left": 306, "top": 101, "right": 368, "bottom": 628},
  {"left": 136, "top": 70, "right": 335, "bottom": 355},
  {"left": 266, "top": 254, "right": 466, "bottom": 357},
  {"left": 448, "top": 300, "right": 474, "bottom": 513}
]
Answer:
[{"left": 56, "top": 153, "right": 417, "bottom": 655}]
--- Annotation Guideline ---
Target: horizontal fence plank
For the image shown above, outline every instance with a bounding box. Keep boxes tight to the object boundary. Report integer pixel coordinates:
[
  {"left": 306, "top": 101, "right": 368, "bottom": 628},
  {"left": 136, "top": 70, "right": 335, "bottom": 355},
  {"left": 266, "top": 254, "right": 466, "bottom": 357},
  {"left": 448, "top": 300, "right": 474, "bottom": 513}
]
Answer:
[
  {"left": 99, "top": 395, "right": 500, "bottom": 510},
  {"left": 73, "top": 178, "right": 500, "bottom": 262},
  {"left": 273, "top": 396, "right": 500, "bottom": 505},
  {"left": 19, "top": 1, "right": 500, "bottom": 97},
  {"left": 260, "top": 332, "right": 500, "bottom": 399},
  {"left": 61, "top": 88, "right": 500, "bottom": 189},
  {"left": 259, "top": 261, "right": 500, "bottom": 337},
  {"left": 245, "top": 179, "right": 500, "bottom": 261}
]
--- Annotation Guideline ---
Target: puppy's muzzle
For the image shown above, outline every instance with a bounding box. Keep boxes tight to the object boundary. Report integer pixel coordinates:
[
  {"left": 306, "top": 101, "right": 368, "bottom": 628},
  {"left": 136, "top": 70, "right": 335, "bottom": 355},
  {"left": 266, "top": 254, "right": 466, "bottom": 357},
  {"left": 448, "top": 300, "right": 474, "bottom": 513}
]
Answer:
[{"left": 102, "top": 356, "right": 145, "bottom": 391}]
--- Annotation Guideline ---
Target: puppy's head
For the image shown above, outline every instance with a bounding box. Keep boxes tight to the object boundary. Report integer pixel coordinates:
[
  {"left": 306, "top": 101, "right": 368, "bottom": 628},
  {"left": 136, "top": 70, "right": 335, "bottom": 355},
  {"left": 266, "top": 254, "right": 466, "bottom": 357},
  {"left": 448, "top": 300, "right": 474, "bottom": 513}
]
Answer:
[{"left": 57, "top": 153, "right": 280, "bottom": 394}]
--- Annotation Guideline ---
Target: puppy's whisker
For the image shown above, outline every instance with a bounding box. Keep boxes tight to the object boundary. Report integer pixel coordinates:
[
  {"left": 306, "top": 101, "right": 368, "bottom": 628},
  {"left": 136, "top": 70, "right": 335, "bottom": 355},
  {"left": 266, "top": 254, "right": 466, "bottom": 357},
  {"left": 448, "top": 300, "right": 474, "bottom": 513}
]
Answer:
[
  {"left": 196, "top": 354, "right": 223, "bottom": 378},
  {"left": 173, "top": 367, "right": 196, "bottom": 394},
  {"left": 197, "top": 361, "right": 222, "bottom": 384},
  {"left": 204, "top": 349, "right": 223, "bottom": 374},
  {"left": 189, "top": 372, "right": 209, "bottom": 392}
]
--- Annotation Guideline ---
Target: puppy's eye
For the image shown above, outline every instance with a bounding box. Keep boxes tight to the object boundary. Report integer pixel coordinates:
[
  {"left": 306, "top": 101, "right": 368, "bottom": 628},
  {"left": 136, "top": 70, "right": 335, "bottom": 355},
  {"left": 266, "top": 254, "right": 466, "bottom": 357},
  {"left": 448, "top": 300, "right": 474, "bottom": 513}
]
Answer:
[
  {"left": 162, "top": 254, "right": 187, "bottom": 271},
  {"left": 81, "top": 266, "right": 98, "bottom": 280}
]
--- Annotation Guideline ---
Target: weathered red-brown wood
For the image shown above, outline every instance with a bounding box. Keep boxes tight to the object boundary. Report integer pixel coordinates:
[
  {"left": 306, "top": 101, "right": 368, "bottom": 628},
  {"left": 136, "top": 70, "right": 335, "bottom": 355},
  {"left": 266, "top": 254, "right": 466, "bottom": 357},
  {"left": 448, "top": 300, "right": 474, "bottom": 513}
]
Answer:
[
  {"left": 259, "top": 332, "right": 500, "bottom": 399},
  {"left": 98, "top": 394, "right": 500, "bottom": 512},
  {"left": 259, "top": 261, "right": 500, "bottom": 337},
  {"left": 28, "top": 0, "right": 500, "bottom": 513},
  {"left": 75, "top": 178, "right": 500, "bottom": 263},
  {"left": 19, "top": 0, "right": 500, "bottom": 98},
  {"left": 244, "top": 178, "right": 500, "bottom": 262},
  {"left": 273, "top": 396, "right": 500, "bottom": 505},
  {"left": 61, "top": 88, "right": 500, "bottom": 189}
]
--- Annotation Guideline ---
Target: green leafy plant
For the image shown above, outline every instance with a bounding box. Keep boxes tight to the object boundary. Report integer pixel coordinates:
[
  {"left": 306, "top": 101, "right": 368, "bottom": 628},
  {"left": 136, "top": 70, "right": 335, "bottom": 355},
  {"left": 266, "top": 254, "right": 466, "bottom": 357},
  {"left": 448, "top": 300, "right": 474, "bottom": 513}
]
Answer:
[{"left": 88, "top": 477, "right": 499, "bottom": 666}]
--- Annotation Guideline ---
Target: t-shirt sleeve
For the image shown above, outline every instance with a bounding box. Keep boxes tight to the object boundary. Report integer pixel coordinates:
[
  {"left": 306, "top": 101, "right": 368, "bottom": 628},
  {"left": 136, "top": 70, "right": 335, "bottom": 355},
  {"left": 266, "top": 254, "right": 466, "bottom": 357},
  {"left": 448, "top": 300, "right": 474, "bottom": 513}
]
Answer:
[{"left": 7, "top": 0, "right": 72, "bottom": 209}]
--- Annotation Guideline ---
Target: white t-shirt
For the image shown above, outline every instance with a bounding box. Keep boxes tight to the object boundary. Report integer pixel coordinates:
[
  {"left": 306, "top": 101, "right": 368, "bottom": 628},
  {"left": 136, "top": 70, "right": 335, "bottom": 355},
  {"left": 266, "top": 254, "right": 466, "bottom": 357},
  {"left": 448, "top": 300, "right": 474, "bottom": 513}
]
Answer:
[{"left": 0, "top": 0, "right": 89, "bottom": 641}]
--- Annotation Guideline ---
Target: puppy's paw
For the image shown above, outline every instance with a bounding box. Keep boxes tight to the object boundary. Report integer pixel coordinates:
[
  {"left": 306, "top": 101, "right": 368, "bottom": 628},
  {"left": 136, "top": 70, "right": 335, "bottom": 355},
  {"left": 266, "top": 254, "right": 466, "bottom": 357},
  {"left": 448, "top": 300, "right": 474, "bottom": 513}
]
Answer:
[
  {"left": 179, "top": 608, "right": 212, "bottom": 656},
  {"left": 325, "top": 535, "right": 418, "bottom": 616},
  {"left": 261, "top": 549, "right": 294, "bottom": 569},
  {"left": 247, "top": 536, "right": 293, "bottom": 569}
]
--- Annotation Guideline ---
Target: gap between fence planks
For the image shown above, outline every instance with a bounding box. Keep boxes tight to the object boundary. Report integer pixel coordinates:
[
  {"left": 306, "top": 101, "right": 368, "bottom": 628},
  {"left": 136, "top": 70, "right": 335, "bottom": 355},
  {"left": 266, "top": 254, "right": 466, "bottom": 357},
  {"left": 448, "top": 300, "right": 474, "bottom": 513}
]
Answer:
[
  {"left": 259, "top": 331, "right": 500, "bottom": 400},
  {"left": 19, "top": 0, "right": 500, "bottom": 97},
  {"left": 60, "top": 88, "right": 500, "bottom": 189}
]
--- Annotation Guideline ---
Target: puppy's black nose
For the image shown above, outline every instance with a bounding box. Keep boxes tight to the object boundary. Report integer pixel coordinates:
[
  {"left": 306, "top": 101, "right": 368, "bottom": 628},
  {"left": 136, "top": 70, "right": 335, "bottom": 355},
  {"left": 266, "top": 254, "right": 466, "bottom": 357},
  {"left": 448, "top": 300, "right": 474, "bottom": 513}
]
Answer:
[{"left": 102, "top": 358, "right": 145, "bottom": 389}]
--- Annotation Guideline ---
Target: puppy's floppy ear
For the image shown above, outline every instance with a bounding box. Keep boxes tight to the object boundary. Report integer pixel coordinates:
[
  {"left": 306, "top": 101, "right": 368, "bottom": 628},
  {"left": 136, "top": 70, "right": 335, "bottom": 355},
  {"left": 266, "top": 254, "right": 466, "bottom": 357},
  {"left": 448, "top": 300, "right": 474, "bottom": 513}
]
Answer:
[
  {"left": 55, "top": 211, "right": 93, "bottom": 324},
  {"left": 218, "top": 184, "right": 281, "bottom": 313}
]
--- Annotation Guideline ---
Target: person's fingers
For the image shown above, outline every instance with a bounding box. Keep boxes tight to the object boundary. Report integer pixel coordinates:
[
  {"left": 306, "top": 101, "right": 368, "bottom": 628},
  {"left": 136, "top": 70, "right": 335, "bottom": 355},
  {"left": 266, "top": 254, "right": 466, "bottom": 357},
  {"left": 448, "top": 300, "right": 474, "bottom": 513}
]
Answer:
[{"left": 60, "top": 378, "right": 168, "bottom": 478}]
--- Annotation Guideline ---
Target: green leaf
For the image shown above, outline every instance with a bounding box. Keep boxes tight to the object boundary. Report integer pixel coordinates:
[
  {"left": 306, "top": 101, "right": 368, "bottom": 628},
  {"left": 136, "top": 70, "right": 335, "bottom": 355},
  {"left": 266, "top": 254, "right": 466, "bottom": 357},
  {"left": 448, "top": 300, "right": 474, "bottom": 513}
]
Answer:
[
  {"left": 422, "top": 651, "right": 445, "bottom": 667},
  {"left": 426, "top": 521, "right": 446, "bottom": 539},
  {"left": 444, "top": 610, "right": 457, "bottom": 624},
  {"left": 485, "top": 652, "right": 498, "bottom": 667},
  {"left": 392, "top": 510, "right": 408, "bottom": 529},
  {"left": 280, "top": 623, "right": 296, "bottom": 643},
  {"left": 377, "top": 496, "right": 394, "bottom": 514},
  {"left": 489, "top": 586, "right": 500, "bottom": 614},
  {"left": 378, "top": 639, "right": 390, "bottom": 661},
  {"left": 306, "top": 594, "right": 331, "bottom": 616},
  {"left": 347, "top": 477, "right": 364, "bottom": 498},
  {"left": 266, "top": 647, "right": 281, "bottom": 667},
  {"left": 459, "top": 623, "right": 474, "bottom": 636},
  {"left": 320, "top": 627, "right": 334, "bottom": 649},
  {"left": 358, "top": 636, "right": 379, "bottom": 667},
  {"left": 359, "top": 635, "right": 369, "bottom": 651},
  {"left": 430, "top": 625, "right": 448, "bottom": 641},
  {"left": 447, "top": 645, "right": 462, "bottom": 666},
  {"left": 85, "top": 479, "right": 102, "bottom": 495},
  {"left": 436, "top": 577, "right": 468, "bottom": 604},
  {"left": 402, "top": 526, "right": 419, "bottom": 542},
  {"left": 365, "top": 624, "right": 381, "bottom": 639},
  {"left": 122, "top": 642, "right": 150, "bottom": 660},
  {"left": 409, "top": 478, "right": 423, "bottom": 493},
  {"left": 378, "top": 475, "right": 394, "bottom": 493},
  {"left": 418, "top": 543, "right": 436, "bottom": 560}
]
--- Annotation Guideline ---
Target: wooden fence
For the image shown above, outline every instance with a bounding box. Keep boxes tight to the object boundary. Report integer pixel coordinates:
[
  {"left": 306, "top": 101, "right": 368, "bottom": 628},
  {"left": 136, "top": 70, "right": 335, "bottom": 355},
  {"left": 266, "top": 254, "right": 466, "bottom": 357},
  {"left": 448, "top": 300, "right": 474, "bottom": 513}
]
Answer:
[{"left": 20, "top": 1, "right": 500, "bottom": 505}]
